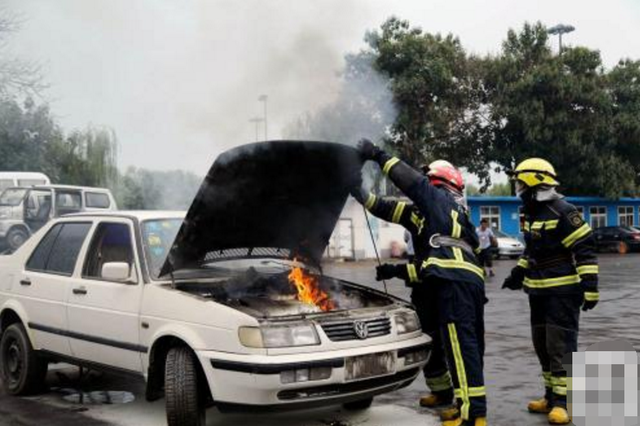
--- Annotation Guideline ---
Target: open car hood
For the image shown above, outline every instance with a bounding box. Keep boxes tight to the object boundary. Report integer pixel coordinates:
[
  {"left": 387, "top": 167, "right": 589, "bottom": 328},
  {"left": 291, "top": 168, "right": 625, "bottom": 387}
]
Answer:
[{"left": 160, "top": 141, "right": 362, "bottom": 276}]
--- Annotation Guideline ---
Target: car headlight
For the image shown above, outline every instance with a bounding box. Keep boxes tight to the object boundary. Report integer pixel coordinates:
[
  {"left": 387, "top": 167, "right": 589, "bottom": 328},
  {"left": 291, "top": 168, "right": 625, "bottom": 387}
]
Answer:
[
  {"left": 239, "top": 322, "right": 320, "bottom": 348},
  {"left": 395, "top": 311, "right": 421, "bottom": 335}
]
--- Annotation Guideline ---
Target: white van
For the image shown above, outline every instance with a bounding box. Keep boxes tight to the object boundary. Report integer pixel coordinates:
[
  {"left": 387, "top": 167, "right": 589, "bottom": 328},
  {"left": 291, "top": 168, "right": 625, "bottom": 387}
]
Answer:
[
  {"left": 0, "top": 184, "right": 117, "bottom": 251},
  {"left": 0, "top": 173, "right": 51, "bottom": 192}
]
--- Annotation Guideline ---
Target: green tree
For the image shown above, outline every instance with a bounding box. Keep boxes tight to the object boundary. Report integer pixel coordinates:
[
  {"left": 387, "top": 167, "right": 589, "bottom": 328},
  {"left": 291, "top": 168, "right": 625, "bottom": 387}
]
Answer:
[
  {"left": 368, "top": 17, "right": 482, "bottom": 169},
  {"left": 482, "top": 22, "right": 636, "bottom": 197}
]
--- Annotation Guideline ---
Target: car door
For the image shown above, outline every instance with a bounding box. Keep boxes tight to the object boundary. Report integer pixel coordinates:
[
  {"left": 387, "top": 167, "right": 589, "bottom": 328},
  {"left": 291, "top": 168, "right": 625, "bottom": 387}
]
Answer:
[
  {"left": 17, "top": 221, "right": 93, "bottom": 356},
  {"left": 66, "top": 219, "right": 145, "bottom": 373}
]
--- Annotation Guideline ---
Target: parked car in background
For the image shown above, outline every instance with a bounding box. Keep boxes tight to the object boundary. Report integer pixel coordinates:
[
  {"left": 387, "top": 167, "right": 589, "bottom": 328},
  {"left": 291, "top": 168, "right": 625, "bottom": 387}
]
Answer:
[
  {"left": 593, "top": 226, "right": 640, "bottom": 254},
  {"left": 0, "top": 172, "right": 50, "bottom": 192},
  {"left": 0, "top": 185, "right": 117, "bottom": 251},
  {"left": 0, "top": 142, "right": 430, "bottom": 426},
  {"left": 493, "top": 229, "right": 525, "bottom": 259}
]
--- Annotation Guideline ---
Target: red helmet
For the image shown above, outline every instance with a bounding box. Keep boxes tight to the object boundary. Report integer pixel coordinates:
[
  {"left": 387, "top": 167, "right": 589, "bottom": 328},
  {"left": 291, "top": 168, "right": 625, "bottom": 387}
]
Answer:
[{"left": 426, "top": 160, "right": 465, "bottom": 193}]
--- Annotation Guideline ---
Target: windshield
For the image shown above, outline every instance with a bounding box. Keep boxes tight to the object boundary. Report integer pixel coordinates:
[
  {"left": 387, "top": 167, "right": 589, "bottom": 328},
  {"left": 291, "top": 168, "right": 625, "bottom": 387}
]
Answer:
[
  {"left": 493, "top": 229, "right": 510, "bottom": 238},
  {"left": 142, "top": 219, "right": 183, "bottom": 280},
  {"left": 0, "top": 188, "right": 27, "bottom": 206}
]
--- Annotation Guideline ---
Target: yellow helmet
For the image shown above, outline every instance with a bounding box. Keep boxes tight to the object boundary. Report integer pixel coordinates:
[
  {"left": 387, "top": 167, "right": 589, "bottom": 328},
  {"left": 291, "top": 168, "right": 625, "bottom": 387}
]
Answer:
[{"left": 513, "top": 158, "right": 559, "bottom": 187}]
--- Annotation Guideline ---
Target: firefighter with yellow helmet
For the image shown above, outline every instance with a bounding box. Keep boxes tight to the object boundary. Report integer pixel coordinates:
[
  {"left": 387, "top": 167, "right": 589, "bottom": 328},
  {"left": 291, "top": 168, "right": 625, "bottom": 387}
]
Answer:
[{"left": 503, "top": 158, "right": 599, "bottom": 425}]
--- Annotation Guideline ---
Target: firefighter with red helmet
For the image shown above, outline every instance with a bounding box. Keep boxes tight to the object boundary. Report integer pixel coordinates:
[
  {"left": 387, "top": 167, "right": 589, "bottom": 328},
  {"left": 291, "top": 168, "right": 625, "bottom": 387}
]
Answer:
[
  {"left": 502, "top": 158, "right": 599, "bottom": 425},
  {"left": 356, "top": 139, "right": 487, "bottom": 426},
  {"left": 351, "top": 159, "right": 458, "bottom": 413}
]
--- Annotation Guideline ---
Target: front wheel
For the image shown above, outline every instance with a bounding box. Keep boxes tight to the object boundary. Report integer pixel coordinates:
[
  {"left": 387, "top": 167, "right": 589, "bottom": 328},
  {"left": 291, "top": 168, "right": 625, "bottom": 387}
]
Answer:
[
  {"left": 6, "top": 228, "right": 29, "bottom": 251},
  {"left": 165, "top": 346, "right": 206, "bottom": 426},
  {"left": 343, "top": 396, "right": 374, "bottom": 410},
  {"left": 0, "top": 323, "right": 48, "bottom": 395}
]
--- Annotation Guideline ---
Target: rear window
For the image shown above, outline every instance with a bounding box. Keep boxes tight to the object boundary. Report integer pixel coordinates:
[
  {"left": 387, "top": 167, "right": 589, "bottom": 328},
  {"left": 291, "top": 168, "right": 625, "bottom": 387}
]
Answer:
[
  {"left": 85, "top": 192, "right": 111, "bottom": 209},
  {"left": 26, "top": 222, "right": 92, "bottom": 276}
]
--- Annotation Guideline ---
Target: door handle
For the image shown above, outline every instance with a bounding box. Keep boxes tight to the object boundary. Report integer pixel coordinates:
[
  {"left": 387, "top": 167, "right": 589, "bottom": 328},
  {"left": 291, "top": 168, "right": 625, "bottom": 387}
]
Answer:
[
  {"left": 73, "top": 287, "right": 88, "bottom": 295},
  {"left": 19, "top": 279, "right": 31, "bottom": 286}
]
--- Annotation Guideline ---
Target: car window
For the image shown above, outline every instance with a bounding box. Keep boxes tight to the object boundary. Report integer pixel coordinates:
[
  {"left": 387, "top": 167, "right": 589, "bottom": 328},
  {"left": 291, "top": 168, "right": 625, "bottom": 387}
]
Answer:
[
  {"left": 25, "top": 190, "right": 52, "bottom": 221},
  {"left": 0, "top": 188, "right": 27, "bottom": 206},
  {"left": 55, "top": 191, "right": 83, "bottom": 216},
  {"left": 85, "top": 192, "right": 111, "bottom": 209},
  {"left": 26, "top": 224, "right": 64, "bottom": 271},
  {"left": 17, "top": 179, "right": 47, "bottom": 187},
  {"left": 83, "top": 222, "right": 134, "bottom": 282},
  {"left": 27, "top": 222, "right": 92, "bottom": 275}
]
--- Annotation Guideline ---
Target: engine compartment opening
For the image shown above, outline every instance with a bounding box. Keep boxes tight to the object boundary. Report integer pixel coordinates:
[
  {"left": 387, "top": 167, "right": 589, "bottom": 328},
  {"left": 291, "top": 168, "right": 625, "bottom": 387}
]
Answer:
[{"left": 174, "top": 267, "right": 393, "bottom": 318}]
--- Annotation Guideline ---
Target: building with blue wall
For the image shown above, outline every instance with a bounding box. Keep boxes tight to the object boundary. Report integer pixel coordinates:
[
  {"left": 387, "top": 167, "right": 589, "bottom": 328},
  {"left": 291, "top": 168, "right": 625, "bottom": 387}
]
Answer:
[{"left": 467, "top": 196, "right": 640, "bottom": 236}]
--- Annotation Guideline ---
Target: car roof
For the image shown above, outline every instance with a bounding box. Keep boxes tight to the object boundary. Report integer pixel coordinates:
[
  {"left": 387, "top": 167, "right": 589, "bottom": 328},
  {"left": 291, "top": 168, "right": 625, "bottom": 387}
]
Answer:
[
  {"left": 63, "top": 210, "right": 186, "bottom": 221},
  {"left": 30, "top": 184, "right": 112, "bottom": 192}
]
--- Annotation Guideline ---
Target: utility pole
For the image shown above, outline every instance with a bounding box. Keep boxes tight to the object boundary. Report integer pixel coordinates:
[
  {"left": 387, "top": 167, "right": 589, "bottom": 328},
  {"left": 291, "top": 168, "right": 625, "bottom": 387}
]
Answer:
[
  {"left": 258, "top": 94, "right": 268, "bottom": 141},
  {"left": 249, "top": 117, "right": 263, "bottom": 142},
  {"left": 547, "top": 24, "right": 575, "bottom": 54}
]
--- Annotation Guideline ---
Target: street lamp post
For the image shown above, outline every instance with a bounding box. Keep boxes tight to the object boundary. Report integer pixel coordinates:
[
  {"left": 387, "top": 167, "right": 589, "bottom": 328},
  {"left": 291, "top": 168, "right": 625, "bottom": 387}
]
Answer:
[
  {"left": 249, "top": 117, "right": 263, "bottom": 142},
  {"left": 258, "top": 95, "right": 268, "bottom": 141},
  {"left": 547, "top": 24, "right": 575, "bottom": 54}
]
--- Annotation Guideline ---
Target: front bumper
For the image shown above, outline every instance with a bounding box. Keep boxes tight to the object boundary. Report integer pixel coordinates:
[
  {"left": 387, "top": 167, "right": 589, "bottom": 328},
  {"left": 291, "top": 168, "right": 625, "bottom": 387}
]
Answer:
[
  {"left": 499, "top": 247, "right": 524, "bottom": 256},
  {"left": 196, "top": 334, "right": 430, "bottom": 409}
]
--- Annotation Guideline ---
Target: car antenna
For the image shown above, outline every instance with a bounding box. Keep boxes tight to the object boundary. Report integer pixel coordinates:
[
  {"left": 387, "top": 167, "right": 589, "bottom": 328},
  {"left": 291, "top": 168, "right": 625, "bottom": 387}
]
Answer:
[{"left": 362, "top": 205, "right": 388, "bottom": 294}]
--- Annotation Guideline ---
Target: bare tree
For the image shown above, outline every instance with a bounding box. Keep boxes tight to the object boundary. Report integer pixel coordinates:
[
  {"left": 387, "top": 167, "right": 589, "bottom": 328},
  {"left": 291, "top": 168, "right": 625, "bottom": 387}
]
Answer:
[{"left": 0, "top": 10, "right": 45, "bottom": 99}]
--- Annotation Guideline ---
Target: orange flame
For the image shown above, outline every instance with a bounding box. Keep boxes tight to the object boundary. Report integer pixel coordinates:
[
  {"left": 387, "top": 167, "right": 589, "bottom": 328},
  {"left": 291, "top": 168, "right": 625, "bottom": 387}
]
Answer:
[{"left": 288, "top": 265, "right": 336, "bottom": 312}]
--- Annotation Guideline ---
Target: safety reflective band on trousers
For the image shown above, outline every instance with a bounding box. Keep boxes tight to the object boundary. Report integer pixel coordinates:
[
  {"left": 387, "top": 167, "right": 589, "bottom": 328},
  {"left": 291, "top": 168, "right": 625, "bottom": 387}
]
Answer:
[{"left": 280, "top": 367, "right": 332, "bottom": 384}]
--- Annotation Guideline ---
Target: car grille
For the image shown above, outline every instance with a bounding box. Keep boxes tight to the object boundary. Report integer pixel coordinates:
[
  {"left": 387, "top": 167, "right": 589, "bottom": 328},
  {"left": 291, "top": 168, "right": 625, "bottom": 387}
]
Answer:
[{"left": 321, "top": 317, "right": 391, "bottom": 342}]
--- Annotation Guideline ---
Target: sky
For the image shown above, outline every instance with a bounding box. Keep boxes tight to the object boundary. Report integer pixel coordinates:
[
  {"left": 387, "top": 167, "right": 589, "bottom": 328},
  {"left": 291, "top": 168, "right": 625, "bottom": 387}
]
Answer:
[{"left": 4, "top": 0, "right": 640, "bottom": 175}]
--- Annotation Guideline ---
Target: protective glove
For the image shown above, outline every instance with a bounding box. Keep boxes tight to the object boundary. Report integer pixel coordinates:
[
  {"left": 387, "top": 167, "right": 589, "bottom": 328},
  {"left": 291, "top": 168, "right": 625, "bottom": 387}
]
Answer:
[
  {"left": 350, "top": 186, "right": 368, "bottom": 204},
  {"left": 501, "top": 275, "right": 523, "bottom": 290},
  {"left": 582, "top": 293, "right": 599, "bottom": 312},
  {"left": 502, "top": 266, "right": 525, "bottom": 290},
  {"left": 375, "top": 263, "right": 400, "bottom": 281},
  {"left": 357, "top": 138, "right": 383, "bottom": 162}
]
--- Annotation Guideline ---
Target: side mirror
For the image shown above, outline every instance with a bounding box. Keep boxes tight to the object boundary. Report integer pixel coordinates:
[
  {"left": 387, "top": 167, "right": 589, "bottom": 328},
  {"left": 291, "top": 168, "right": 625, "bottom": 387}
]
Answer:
[{"left": 101, "top": 262, "right": 134, "bottom": 283}]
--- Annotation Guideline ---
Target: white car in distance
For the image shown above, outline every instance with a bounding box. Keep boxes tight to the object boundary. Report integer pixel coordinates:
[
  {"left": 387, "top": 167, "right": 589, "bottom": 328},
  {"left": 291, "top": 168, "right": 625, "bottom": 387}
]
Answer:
[{"left": 0, "top": 142, "right": 430, "bottom": 426}]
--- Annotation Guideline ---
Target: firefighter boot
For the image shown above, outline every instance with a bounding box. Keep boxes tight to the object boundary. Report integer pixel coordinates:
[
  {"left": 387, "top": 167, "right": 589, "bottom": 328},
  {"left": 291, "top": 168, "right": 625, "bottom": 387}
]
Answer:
[
  {"left": 548, "top": 407, "right": 570, "bottom": 425},
  {"left": 439, "top": 406, "right": 461, "bottom": 421},
  {"left": 420, "top": 392, "right": 453, "bottom": 408},
  {"left": 442, "top": 417, "right": 487, "bottom": 426},
  {"left": 528, "top": 398, "right": 551, "bottom": 414}
]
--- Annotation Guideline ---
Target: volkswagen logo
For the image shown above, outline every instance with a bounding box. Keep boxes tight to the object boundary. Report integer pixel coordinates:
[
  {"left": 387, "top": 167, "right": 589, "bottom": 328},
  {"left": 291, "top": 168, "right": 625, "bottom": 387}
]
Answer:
[{"left": 353, "top": 321, "right": 369, "bottom": 339}]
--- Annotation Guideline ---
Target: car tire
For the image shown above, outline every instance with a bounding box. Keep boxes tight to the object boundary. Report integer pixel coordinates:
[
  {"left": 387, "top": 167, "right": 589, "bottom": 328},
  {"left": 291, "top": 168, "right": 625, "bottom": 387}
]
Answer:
[
  {"left": 0, "top": 323, "right": 48, "bottom": 395},
  {"left": 343, "top": 396, "right": 374, "bottom": 410},
  {"left": 6, "top": 228, "right": 29, "bottom": 251},
  {"left": 509, "top": 255, "right": 519, "bottom": 260},
  {"left": 165, "top": 346, "right": 206, "bottom": 426}
]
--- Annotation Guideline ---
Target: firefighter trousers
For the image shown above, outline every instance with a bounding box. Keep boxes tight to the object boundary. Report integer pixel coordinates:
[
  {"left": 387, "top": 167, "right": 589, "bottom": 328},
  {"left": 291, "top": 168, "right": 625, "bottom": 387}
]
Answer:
[
  {"left": 411, "top": 286, "right": 453, "bottom": 400},
  {"left": 434, "top": 278, "right": 487, "bottom": 420},
  {"left": 529, "top": 293, "right": 582, "bottom": 408}
]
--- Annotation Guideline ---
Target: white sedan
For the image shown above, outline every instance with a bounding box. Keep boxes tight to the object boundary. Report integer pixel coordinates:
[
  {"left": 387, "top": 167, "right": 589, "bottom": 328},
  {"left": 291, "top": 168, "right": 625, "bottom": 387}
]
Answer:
[
  {"left": 0, "top": 141, "right": 430, "bottom": 426},
  {"left": 493, "top": 229, "right": 525, "bottom": 259}
]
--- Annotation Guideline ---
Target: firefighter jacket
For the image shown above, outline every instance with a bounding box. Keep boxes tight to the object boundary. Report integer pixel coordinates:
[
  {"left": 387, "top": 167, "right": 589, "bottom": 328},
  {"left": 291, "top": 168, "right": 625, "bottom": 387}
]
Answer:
[
  {"left": 512, "top": 197, "right": 599, "bottom": 300},
  {"left": 371, "top": 153, "right": 483, "bottom": 286}
]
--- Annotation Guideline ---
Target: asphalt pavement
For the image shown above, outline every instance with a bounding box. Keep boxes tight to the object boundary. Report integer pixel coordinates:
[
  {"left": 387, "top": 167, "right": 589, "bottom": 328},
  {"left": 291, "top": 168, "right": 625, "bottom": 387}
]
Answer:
[{"left": 1, "top": 254, "right": 638, "bottom": 426}]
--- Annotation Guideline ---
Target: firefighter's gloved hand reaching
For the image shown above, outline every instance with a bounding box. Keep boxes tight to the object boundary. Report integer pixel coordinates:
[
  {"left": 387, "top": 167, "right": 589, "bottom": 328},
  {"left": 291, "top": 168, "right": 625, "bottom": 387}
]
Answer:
[
  {"left": 357, "top": 138, "right": 383, "bottom": 162},
  {"left": 375, "top": 263, "right": 400, "bottom": 281}
]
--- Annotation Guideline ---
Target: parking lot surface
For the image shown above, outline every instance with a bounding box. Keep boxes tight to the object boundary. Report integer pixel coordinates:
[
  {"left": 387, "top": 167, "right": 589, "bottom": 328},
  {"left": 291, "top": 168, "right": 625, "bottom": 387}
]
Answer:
[{"left": 1, "top": 254, "right": 637, "bottom": 426}]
